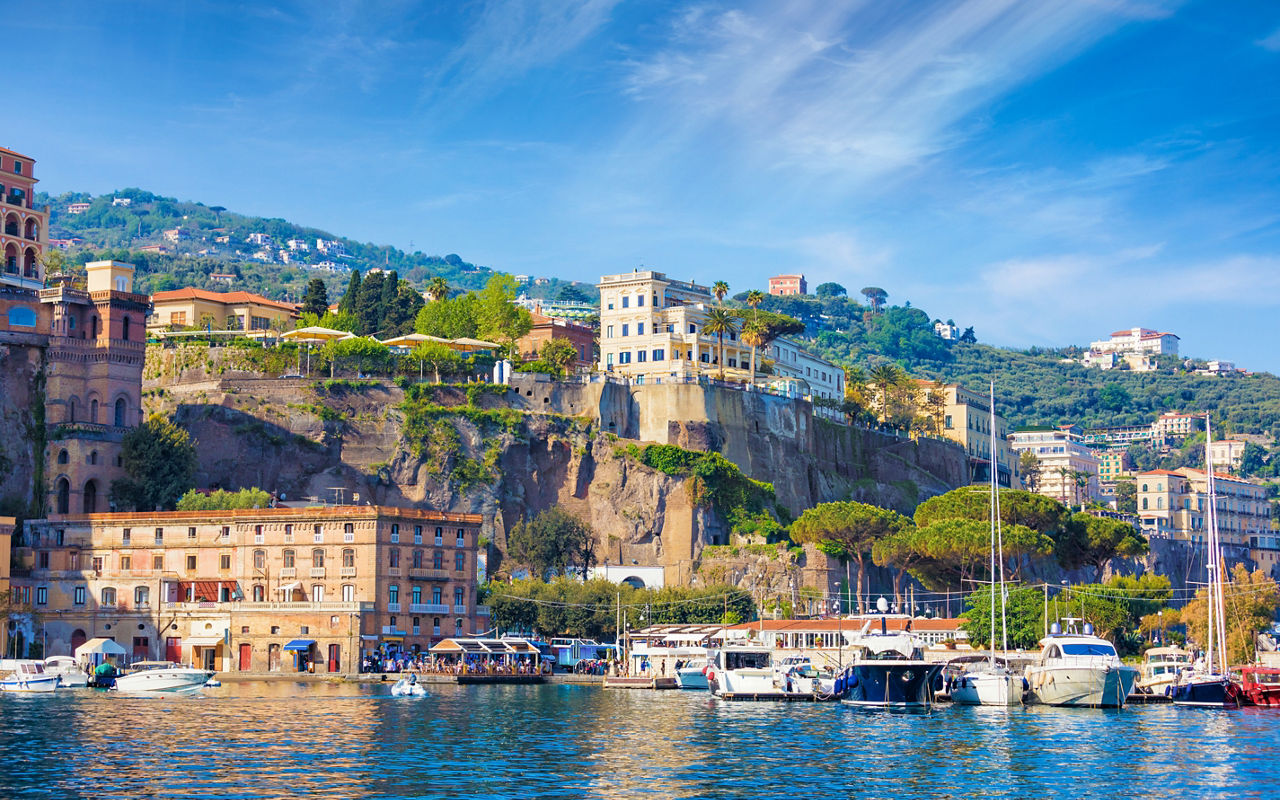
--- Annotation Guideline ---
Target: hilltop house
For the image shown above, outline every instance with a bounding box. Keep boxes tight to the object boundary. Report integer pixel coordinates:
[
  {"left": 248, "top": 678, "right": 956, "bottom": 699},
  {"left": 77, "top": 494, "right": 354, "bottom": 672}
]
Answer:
[{"left": 148, "top": 287, "right": 299, "bottom": 333}]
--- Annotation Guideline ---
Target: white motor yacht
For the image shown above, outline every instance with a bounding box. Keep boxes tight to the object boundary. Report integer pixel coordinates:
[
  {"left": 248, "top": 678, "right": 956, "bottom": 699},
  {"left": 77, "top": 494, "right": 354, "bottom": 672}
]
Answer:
[
  {"left": 674, "top": 658, "right": 710, "bottom": 690},
  {"left": 706, "top": 646, "right": 782, "bottom": 698},
  {"left": 113, "top": 661, "right": 215, "bottom": 694},
  {"left": 951, "top": 663, "right": 1024, "bottom": 707},
  {"left": 0, "top": 661, "right": 61, "bottom": 693},
  {"left": 43, "top": 656, "right": 88, "bottom": 688},
  {"left": 1135, "top": 646, "right": 1192, "bottom": 695},
  {"left": 1024, "top": 625, "right": 1138, "bottom": 708}
]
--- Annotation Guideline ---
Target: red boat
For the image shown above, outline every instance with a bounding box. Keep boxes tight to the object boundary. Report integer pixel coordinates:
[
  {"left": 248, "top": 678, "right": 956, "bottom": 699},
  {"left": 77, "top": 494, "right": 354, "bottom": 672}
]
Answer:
[{"left": 1240, "top": 666, "right": 1280, "bottom": 707}]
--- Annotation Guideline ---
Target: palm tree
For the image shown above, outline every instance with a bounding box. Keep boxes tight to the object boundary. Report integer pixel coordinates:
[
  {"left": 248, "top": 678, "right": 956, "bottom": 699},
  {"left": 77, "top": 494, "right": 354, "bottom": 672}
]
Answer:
[
  {"left": 426, "top": 277, "right": 450, "bottom": 302},
  {"left": 702, "top": 306, "right": 740, "bottom": 379},
  {"left": 745, "top": 289, "right": 764, "bottom": 313},
  {"left": 711, "top": 281, "right": 729, "bottom": 305},
  {"left": 741, "top": 320, "right": 767, "bottom": 383},
  {"left": 868, "top": 363, "right": 903, "bottom": 423}
]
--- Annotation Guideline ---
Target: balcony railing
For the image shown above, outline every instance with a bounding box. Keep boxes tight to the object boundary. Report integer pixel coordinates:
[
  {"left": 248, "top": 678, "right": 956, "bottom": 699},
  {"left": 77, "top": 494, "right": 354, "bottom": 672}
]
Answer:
[
  {"left": 411, "top": 603, "right": 449, "bottom": 614},
  {"left": 164, "top": 600, "right": 371, "bottom": 612},
  {"left": 381, "top": 625, "right": 406, "bottom": 636},
  {"left": 279, "top": 567, "right": 297, "bottom": 579},
  {"left": 453, "top": 604, "right": 467, "bottom": 614},
  {"left": 339, "top": 567, "right": 356, "bottom": 577},
  {"left": 476, "top": 605, "right": 490, "bottom": 616},
  {"left": 387, "top": 602, "right": 401, "bottom": 613},
  {"left": 310, "top": 567, "right": 326, "bottom": 578},
  {"left": 408, "top": 568, "right": 450, "bottom": 581},
  {"left": 387, "top": 567, "right": 401, "bottom": 577}
]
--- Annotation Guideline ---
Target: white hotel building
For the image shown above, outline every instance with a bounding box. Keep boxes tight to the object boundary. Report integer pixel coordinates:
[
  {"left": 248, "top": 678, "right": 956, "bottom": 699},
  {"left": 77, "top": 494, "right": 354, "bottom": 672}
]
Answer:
[{"left": 596, "top": 270, "right": 844, "bottom": 400}]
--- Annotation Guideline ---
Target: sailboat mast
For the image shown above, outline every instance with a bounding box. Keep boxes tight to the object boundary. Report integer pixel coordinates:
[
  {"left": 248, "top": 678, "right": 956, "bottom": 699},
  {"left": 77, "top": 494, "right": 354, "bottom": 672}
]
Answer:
[
  {"left": 1203, "top": 416, "right": 1221, "bottom": 675},
  {"left": 1204, "top": 417, "right": 1229, "bottom": 673},
  {"left": 989, "top": 382, "right": 998, "bottom": 669}
]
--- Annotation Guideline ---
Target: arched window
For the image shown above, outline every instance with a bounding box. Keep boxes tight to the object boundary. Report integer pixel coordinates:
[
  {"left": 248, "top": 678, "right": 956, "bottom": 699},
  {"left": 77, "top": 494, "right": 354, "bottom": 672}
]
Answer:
[
  {"left": 432, "top": 551, "right": 442, "bottom": 570},
  {"left": 57, "top": 449, "right": 69, "bottom": 464},
  {"left": 252, "top": 585, "right": 265, "bottom": 602},
  {"left": 55, "top": 477, "right": 70, "bottom": 514},
  {"left": 412, "top": 549, "right": 423, "bottom": 568},
  {"left": 134, "top": 586, "right": 150, "bottom": 606},
  {"left": 1142, "top": 498, "right": 1149, "bottom": 510},
  {"left": 342, "top": 548, "right": 355, "bottom": 568},
  {"left": 82, "top": 480, "right": 98, "bottom": 513},
  {"left": 342, "top": 584, "right": 355, "bottom": 602},
  {"left": 1157, "top": 497, "right": 1164, "bottom": 510},
  {"left": 389, "top": 548, "right": 399, "bottom": 568},
  {"left": 90, "top": 399, "right": 98, "bottom": 423},
  {"left": 283, "top": 549, "right": 295, "bottom": 568},
  {"left": 312, "top": 548, "right": 325, "bottom": 568},
  {"left": 89, "top": 450, "right": 98, "bottom": 465},
  {"left": 253, "top": 549, "right": 266, "bottom": 570},
  {"left": 114, "top": 397, "right": 126, "bottom": 427},
  {"left": 100, "top": 587, "right": 117, "bottom": 606},
  {"left": 68, "top": 398, "right": 76, "bottom": 423}
]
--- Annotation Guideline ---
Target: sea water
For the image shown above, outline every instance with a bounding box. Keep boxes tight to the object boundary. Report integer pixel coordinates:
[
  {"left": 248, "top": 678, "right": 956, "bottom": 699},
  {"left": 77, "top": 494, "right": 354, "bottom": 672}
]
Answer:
[{"left": 0, "top": 681, "right": 1274, "bottom": 799}]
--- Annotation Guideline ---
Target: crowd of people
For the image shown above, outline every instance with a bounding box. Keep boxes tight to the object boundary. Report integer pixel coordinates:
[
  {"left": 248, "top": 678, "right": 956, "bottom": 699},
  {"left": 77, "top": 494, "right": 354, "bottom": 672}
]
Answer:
[{"left": 362, "top": 652, "right": 550, "bottom": 676}]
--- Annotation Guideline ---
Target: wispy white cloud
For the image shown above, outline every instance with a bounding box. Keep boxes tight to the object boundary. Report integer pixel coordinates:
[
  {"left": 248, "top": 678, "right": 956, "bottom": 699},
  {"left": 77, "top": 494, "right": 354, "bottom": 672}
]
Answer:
[
  {"left": 421, "top": 0, "right": 620, "bottom": 111},
  {"left": 619, "top": 0, "right": 1173, "bottom": 180},
  {"left": 1257, "top": 26, "right": 1280, "bottom": 52}
]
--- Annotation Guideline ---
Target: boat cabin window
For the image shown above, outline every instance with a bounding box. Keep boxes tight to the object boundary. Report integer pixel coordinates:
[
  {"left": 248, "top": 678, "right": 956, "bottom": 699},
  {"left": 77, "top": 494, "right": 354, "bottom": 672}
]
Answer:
[
  {"left": 1044, "top": 645, "right": 1061, "bottom": 659},
  {"left": 724, "top": 651, "right": 770, "bottom": 670},
  {"left": 1061, "top": 643, "right": 1116, "bottom": 657}
]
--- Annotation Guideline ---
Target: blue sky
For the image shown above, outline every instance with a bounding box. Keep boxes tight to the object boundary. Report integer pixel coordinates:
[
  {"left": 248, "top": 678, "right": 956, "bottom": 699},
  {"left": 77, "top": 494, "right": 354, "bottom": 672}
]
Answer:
[{"left": 13, "top": 1, "right": 1280, "bottom": 370}]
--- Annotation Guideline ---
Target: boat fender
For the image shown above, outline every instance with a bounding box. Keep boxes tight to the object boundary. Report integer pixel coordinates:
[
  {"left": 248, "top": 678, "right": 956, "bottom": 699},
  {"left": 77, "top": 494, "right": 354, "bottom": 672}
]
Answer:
[{"left": 1022, "top": 677, "right": 1029, "bottom": 692}]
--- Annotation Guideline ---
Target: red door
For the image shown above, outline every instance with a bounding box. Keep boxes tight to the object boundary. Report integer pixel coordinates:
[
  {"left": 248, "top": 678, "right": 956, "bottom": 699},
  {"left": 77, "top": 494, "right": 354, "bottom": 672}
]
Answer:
[
  {"left": 239, "top": 643, "right": 253, "bottom": 671},
  {"left": 328, "top": 644, "right": 340, "bottom": 674},
  {"left": 70, "top": 629, "right": 88, "bottom": 654},
  {"left": 165, "top": 637, "right": 182, "bottom": 663}
]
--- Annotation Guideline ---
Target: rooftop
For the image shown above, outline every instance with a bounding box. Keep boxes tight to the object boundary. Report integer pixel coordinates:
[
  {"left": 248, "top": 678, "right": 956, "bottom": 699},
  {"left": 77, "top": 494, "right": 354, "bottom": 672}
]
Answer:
[
  {"left": 150, "top": 287, "right": 298, "bottom": 313},
  {"left": 43, "top": 505, "right": 483, "bottom": 524}
]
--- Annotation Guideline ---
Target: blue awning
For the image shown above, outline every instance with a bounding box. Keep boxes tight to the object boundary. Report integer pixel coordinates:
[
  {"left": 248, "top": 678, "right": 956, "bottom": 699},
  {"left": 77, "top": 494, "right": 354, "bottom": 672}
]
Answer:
[{"left": 283, "top": 639, "right": 316, "bottom": 651}]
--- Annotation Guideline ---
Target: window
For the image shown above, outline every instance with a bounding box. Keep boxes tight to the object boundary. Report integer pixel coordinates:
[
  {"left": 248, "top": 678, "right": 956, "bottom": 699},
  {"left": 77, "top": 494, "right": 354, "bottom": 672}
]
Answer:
[
  {"left": 186, "top": 555, "right": 197, "bottom": 571},
  {"left": 38, "top": 551, "right": 49, "bottom": 569},
  {"left": 435, "top": 527, "right": 443, "bottom": 544},
  {"left": 346, "top": 522, "right": 356, "bottom": 543},
  {"left": 388, "top": 585, "right": 399, "bottom": 604},
  {"left": 342, "top": 584, "right": 355, "bottom": 602},
  {"left": 455, "top": 551, "right": 465, "bottom": 572},
  {"left": 283, "top": 549, "right": 295, "bottom": 568},
  {"left": 389, "top": 549, "right": 400, "bottom": 568},
  {"left": 454, "top": 587, "right": 464, "bottom": 607},
  {"left": 254, "top": 525, "right": 264, "bottom": 544},
  {"left": 220, "top": 554, "right": 231, "bottom": 570},
  {"left": 413, "top": 550, "right": 423, "bottom": 568},
  {"left": 653, "top": 349, "right": 664, "bottom": 361},
  {"left": 342, "top": 548, "right": 355, "bottom": 568},
  {"left": 155, "top": 528, "right": 164, "bottom": 545},
  {"left": 57, "top": 449, "right": 68, "bottom": 464},
  {"left": 455, "top": 618, "right": 463, "bottom": 634},
  {"left": 284, "top": 523, "right": 294, "bottom": 542},
  {"left": 69, "top": 552, "right": 79, "bottom": 571},
  {"left": 252, "top": 585, "right": 264, "bottom": 602},
  {"left": 433, "top": 551, "right": 443, "bottom": 569},
  {"left": 169, "top": 311, "right": 187, "bottom": 326},
  {"left": 606, "top": 325, "right": 614, "bottom": 338},
  {"left": 413, "top": 617, "right": 421, "bottom": 635},
  {"left": 621, "top": 324, "right": 629, "bottom": 337},
  {"left": 432, "top": 587, "right": 442, "bottom": 604},
  {"left": 92, "top": 556, "right": 104, "bottom": 572},
  {"left": 456, "top": 529, "right": 466, "bottom": 546},
  {"left": 944, "top": 415, "right": 953, "bottom": 430},
  {"left": 311, "top": 585, "right": 325, "bottom": 603},
  {"left": 74, "top": 586, "right": 86, "bottom": 606},
  {"left": 13, "top": 161, "right": 21, "bottom": 174},
  {"left": 637, "top": 350, "right": 647, "bottom": 363},
  {"left": 313, "top": 524, "right": 323, "bottom": 543},
  {"left": 153, "top": 555, "right": 163, "bottom": 571},
  {"left": 412, "top": 586, "right": 422, "bottom": 604},
  {"left": 619, "top": 351, "right": 631, "bottom": 364},
  {"left": 1142, "top": 498, "right": 1149, "bottom": 510},
  {"left": 637, "top": 323, "right": 645, "bottom": 335},
  {"left": 101, "top": 587, "right": 116, "bottom": 606},
  {"left": 689, "top": 323, "right": 696, "bottom": 334},
  {"left": 637, "top": 294, "right": 645, "bottom": 307},
  {"left": 413, "top": 525, "right": 422, "bottom": 544},
  {"left": 121, "top": 556, "right": 131, "bottom": 571},
  {"left": 36, "top": 587, "right": 47, "bottom": 606},
  {"left": 312, "top": 548, "right": 325, "bottom": 568},
  {"left": 606, "top": 352, "right": 614, "bottom": 367},
  {"left": 120, "top": 527, "right": 131, "bottom": 546},
  {"left": 188, "top": 527, "right": 197, "bottom": 540},
  {"left": 621, "top": 295, "right": 629, "bottom": 308}
]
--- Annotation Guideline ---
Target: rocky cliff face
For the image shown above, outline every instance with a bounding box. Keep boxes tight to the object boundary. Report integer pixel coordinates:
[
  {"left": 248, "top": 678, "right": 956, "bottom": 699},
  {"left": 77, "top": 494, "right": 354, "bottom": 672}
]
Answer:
[
  {"left": 0, "top": 341, "right": 44, "bottom": 517},
  {"left": 141, "top": 347, "right": 972, "bottom": 592}
]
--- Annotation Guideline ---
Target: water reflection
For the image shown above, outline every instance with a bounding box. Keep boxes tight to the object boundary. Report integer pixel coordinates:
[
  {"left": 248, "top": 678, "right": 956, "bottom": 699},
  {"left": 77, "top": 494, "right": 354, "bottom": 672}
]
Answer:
[{"left": 0, "top": 684, "right": 1275, "bottom": 799}]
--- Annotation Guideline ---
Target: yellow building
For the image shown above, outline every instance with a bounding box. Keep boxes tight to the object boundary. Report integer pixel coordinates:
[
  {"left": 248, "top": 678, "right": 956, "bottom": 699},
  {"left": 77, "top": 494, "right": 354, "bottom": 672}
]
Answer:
[
  {"left": 12, "top": 506, "right": 485, "bottom": 672},
  {"left": 926, "top": 382, "right": 1020, "bottom": 488},
  {"left": 147, "top": 287, "right": 299, "bottom": 334},
  {"left": 1137, "top": 468, "right": 1271, "bottom": 566}
]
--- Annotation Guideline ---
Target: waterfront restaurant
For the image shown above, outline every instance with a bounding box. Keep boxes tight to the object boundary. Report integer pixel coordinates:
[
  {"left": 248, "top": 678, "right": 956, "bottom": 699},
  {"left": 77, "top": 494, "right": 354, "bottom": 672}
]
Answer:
[
  {"left": 625, "top": 624, "right": 722, "bottom": 676},
  {"left": 429, "top": 637, "right": 544, "bottom": 672}
]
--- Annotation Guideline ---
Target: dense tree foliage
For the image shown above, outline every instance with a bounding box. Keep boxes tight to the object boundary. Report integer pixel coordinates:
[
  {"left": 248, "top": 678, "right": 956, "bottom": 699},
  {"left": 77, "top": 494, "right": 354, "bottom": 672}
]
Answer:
[
  {"left": 1158, "top": 566, "right": 1280, "bottom": 664},
  {"left": 507, "top": 508, "right": 596, "bottom": 581},
  {"left": 176, "top": 487, "right": 271, "bottom": 510},
  {"left": 488, "top": 578, "right": 756, "bottom": 639},
  {"left": 790, "top": 501, "right": 913, "bottom": 611},
  {"left": 110, "top": 415, "right": 198, "bottom": 511}
]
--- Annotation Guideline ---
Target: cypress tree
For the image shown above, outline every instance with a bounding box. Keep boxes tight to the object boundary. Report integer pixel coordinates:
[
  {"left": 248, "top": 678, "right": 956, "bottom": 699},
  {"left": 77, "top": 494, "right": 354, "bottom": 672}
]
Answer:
[
  {"left": 338, "top": 270, "right": 361, "bottom": 315},
  {"left": 300, "top": 278, "right": 329, "bottom": 318}
]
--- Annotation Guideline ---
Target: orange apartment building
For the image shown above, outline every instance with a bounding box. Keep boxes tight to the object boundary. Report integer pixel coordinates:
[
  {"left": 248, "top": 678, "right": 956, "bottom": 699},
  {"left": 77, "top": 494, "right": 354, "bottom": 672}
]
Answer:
[
  {"left": 12, "top": 506, "right": 487, "bottom": 673},
  {"left": 768, "top": 274, "right": 807, "bottom": 296},
  {"left": 0, "top": 147, "right": 48, "bottom": 291},
  {"left": 516, "top": 308, "right": 595, "bottom": 369}
]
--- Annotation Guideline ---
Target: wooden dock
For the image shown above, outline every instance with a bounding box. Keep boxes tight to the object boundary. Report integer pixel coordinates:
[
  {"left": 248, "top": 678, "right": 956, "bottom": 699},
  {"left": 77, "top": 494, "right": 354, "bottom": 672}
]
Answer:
[{"left": 603, "top": 676, "right": 678, "bottom": 690}]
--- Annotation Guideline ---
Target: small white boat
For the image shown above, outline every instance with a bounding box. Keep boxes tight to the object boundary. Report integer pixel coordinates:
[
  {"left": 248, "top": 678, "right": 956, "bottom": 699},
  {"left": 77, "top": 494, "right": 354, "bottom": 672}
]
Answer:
[
  {"left": 391, "top": 676, "right": 428, "bottom": 696},
  {"left": 707, "top": 646, "right": 781, "bottom": 698},
  {"left": 0, "top": 661, "right": 61, "bottom": 693},
  {"left": 113, "top": 661, "right": 214, "bottom": 694},
  {"left": 951, "top": 664, "right": 1024, "bottom": 707},
  {"left": 44, "top": 656, "right": 88, "bottom": 688},
  {"left": 1136, "top": 646, "right": 1192, "bottom": 695},
  {"left": 674, "top": 659, "right": 709, "bottom": 690},
  {"left": 1024, "top": 626, "right": 1138, "bottom": 708}
]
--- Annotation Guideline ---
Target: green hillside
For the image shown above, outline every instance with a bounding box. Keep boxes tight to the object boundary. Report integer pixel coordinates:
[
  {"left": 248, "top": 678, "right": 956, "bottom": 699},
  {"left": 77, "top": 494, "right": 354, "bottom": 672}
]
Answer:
[
  {"left": 740, "top": 289, "right": 1280, "bottom": 439},
  {"left": 38, "top": 188, "right": 589, "bottom": 304}
]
